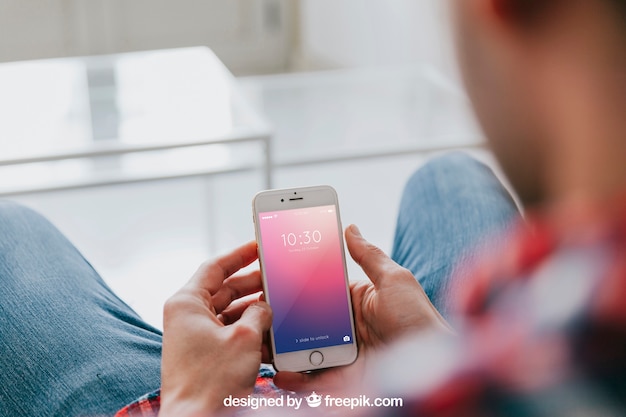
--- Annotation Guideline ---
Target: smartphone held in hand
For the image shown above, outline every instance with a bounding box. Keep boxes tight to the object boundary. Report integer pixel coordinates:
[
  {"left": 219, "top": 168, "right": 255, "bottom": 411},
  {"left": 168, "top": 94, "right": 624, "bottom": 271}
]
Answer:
[{"left": 253, "top": 185, "right": 358, "bottom": 372}]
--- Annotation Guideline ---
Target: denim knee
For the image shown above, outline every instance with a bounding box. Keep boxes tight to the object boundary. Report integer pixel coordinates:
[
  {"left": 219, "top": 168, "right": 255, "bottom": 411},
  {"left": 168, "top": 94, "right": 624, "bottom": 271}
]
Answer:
[
  {"left": 0, "top": 201, "right": 57, "bottom": 259},
  {"left": 405, "top": 152, "right": 491, "bottom": 193},
  {"left": 0, "top": 200, "right": 43, "bottom": 229}
]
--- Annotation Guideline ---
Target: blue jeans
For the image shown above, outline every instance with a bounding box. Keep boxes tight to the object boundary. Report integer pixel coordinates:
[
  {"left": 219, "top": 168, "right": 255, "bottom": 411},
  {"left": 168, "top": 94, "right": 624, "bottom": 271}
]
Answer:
[
  {"left": 0, "top": 203, "right": 163, "bottom": 417},
  {"left": 391, "top": 153, "right": 519, "bottom": 318},
  {"left": 0, "top": 152, "right": 518, "bottom": 416}
]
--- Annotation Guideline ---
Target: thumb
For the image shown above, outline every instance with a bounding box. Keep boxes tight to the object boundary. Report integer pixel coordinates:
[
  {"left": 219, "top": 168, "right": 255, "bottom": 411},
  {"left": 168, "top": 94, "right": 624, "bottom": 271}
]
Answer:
[
  {"left": 345, "top": 224, "right": 399, "bottom": 287},
  {"left": 237, "top": 301, "right": 273, "bottom": 337}
]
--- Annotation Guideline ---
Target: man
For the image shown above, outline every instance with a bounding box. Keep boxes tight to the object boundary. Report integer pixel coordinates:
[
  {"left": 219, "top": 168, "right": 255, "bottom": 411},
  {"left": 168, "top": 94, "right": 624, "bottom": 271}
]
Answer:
[
  {"left": 157, "top": 0, "right": 626, "bottom": 414},
  {"left": 1, "top": 0, "right": 625, "bottom": 416}
]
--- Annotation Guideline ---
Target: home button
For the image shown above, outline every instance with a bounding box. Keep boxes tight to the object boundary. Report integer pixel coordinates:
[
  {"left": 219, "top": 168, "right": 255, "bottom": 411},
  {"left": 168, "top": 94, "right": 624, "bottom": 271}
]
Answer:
[{"left": 309, "top": 351, "right": 324, "bottom": 366}]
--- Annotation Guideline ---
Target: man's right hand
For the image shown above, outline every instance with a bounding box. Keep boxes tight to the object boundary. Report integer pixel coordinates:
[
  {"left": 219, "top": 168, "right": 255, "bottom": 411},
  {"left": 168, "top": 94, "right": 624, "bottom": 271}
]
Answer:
[{"left": 273, "top": 224, "right": 451, "bottom": 392}]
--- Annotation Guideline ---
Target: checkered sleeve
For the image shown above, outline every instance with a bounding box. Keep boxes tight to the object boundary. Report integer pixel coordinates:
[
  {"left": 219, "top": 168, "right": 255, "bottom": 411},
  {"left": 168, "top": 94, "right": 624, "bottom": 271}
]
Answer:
[
  {"left": 114, "top": 390, "right": 160, "bottom": 417},
  {"left": 113, "top": 365, "right": 282, "bottom": 417},
  {"left": 397, "top": 211, "right": 626, "bottom": 416}
]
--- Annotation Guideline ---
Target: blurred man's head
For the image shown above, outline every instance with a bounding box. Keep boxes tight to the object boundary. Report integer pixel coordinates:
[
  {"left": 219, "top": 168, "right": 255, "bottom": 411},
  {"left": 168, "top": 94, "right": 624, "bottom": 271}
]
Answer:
[{"left": 452, "top": 0, "right": 626, "bottom": 207}]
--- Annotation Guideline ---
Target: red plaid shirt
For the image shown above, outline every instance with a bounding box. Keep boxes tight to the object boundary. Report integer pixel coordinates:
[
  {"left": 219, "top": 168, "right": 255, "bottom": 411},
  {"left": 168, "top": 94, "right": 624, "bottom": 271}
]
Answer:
[{"left": 116, "top": 200, "right": 626, "bottom": 416}]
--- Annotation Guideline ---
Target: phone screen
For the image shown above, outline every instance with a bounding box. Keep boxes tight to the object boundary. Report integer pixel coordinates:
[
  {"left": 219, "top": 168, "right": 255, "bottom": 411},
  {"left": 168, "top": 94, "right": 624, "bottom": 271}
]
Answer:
[{"left": 258, "top": 205, "right": 354, "bottom": 355}]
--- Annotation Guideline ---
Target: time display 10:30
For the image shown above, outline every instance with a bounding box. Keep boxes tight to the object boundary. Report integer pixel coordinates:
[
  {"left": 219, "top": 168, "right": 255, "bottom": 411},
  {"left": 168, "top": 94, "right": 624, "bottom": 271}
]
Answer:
[{"left": 281, "top": 230, "right": 322, "bottom": 246}]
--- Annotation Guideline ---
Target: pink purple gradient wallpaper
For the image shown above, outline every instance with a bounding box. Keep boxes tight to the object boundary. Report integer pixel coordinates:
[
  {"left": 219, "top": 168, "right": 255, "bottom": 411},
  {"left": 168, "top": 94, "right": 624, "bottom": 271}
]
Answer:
[{"left": 258, "top": 205, "right": 354, "bottom": 354}]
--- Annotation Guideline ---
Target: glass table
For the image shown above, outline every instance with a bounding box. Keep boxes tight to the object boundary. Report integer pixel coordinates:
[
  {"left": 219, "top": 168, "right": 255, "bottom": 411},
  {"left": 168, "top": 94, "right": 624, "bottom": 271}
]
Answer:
[
  {"left": 0, "top": 47, "right": 273, "bottom": 196},
  {"left": 238, "top": 66, "right": 484, "bottom": 168}
]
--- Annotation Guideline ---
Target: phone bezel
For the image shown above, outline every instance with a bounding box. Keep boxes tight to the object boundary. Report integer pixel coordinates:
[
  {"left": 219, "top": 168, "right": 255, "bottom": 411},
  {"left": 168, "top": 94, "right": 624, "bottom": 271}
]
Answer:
[{"left": 252, "top": 185, "right": 358, "bottom": 372}]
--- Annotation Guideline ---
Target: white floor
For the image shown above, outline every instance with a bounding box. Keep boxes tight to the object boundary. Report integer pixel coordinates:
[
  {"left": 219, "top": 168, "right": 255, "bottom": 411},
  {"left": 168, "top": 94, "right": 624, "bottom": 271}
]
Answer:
[{"left": 10, "top": 67, "right": 502, "bottom": 329}]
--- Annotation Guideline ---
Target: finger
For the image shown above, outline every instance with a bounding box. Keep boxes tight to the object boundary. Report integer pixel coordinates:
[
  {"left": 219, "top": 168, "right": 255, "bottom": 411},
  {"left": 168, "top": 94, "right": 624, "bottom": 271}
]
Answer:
[
  {"left": 273, "top": 372, "right": 315, "bottom": 392},
  {"left": 345, "top": 225, "right": 399, "bottom": 287},
  {"left": 236, "top": 301, "right": 273, "bottom": 340},
  {"left": 189, "top": 241, "right": 258, "bottom": 295},
  {"left": 262, "top": 323, "right": 273, "bottom": 364},
  {"left": 217, "top": 293, "right": 262, "bottom": 325},
  {"left": 212, "top": 270, "right": 263, "bottom": 313},
  {"left": 273, "top": 370, "right": 342, "bottom": 393},
  {"left": 261, "top": 339, "right": 272, "bottom": 364}
]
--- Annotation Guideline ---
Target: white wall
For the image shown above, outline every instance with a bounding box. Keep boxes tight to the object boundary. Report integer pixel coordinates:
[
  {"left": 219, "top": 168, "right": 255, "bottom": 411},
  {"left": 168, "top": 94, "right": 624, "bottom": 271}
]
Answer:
[
  {"left": 0, "top": 0, "right": 457, "bottom": 76},
  {"left": 296, "top": 0, "right": 457, "bottom": 78},
  {"left": 0, "top": 0, "right": 295, "bottom": 75}
]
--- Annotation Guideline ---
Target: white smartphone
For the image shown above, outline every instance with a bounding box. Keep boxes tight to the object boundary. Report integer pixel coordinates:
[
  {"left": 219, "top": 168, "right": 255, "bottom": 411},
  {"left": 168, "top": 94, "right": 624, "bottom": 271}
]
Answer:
[{"left": 252, "top": 185, "right": 358, "bottom": 372}]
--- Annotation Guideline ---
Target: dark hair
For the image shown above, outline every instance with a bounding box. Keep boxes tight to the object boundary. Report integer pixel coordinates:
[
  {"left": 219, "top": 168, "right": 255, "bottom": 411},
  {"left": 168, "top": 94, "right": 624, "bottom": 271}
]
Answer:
[
  {"left": 612, "top": 0, "right": 626, "bottom": 22},
  {"left": 509, "top": 0, "right": 626, "bottom": 29}
]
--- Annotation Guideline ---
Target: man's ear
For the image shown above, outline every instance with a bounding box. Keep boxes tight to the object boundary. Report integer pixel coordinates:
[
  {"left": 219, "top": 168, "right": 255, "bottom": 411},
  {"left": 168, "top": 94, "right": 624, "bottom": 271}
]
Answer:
[
  {"left": 465, "top": 0, "right": 516, "bottom": 31},
  {"left": 464, "top": 0, "right": 553, "bottom": 38},
  {"left": 492, "top": 0, "right": 528, "bottom": 22},
  {"left": 491, "top": 0, "right": 553, "bottom": 27}
]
